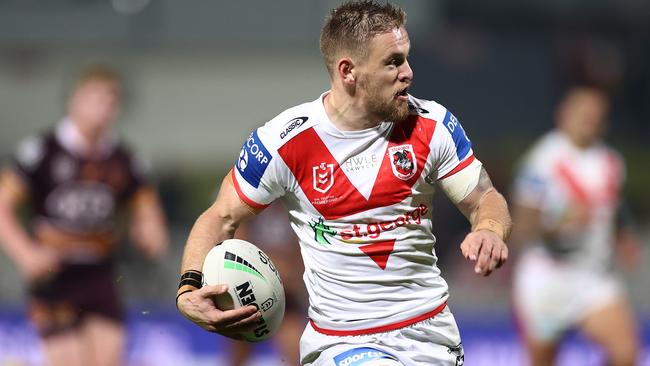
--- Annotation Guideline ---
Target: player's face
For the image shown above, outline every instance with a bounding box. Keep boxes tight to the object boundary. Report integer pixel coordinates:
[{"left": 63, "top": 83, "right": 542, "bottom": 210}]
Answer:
[
  {"left": 69, "top": 79, "right": 121, "bottom": 138},
  {"left": 559, "top": 89, "right": 609, "bottom": 148},
  {"left": 356, "top": 27, "right": 413, "bottom": 123}
]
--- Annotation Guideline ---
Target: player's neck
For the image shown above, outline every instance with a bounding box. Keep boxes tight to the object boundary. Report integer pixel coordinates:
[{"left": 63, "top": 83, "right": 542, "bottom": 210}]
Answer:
[
  {"left": 562, "top": 130, "right": 595, "bottom": 150},
  {"left": 69, "top": 117, "right": 110, "bottom": 154},
  {"left": 324, "top": 90, "right": 383, "bottom": 131}
]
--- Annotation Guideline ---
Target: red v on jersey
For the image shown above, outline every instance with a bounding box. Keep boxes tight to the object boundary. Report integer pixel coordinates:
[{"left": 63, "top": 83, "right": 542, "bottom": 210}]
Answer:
[
  {"left": 359, "top": 240, "right": 396, "bottom": 270},
  {"left": 555, "top": 155, "right": 620, "bottom": 207},
  {"left": 278, "top": 116, "right": 436, "bottom": 220},
  {"left": 555, "top": 162, "right": 590, "bottom": 205}
]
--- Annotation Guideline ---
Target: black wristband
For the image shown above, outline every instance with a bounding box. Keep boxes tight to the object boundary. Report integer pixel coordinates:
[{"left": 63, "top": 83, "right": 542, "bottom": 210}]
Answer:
[
  {"left": 178, "top": 277, "right": 202, "bottom": 289},
  {"left": 180, "top": 270, "right": 203, "bottom": 283}
]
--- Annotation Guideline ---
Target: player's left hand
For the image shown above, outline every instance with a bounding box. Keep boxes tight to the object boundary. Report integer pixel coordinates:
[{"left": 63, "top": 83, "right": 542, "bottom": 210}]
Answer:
[{"left": 460, "top": 229, "right": 508, "bottom": 276}]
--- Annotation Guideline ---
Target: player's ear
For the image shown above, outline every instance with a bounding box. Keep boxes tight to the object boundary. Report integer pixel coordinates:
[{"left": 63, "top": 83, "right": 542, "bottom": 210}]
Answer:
[{"left": 337, "top": 58, "right": 356, "bottom": 85}]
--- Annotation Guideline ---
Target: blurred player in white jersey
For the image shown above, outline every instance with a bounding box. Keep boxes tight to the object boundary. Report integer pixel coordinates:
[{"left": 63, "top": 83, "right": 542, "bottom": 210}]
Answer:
[
  {"left": 176, "top": 1, "right": 511, "bottom": 365},
  {"left": 511, "top": 85, "right": 640, "bottom": 366}
]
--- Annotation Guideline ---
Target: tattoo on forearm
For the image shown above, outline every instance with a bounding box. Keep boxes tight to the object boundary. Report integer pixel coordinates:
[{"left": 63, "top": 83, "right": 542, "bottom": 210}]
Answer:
[{"left": 476, "top": 168, "right": 494, "bottom": 193}]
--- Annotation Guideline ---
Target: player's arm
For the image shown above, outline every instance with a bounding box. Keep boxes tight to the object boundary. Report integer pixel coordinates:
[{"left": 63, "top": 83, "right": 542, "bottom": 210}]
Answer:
[
  {"left": 176, "top": 172, "right": 263, "bottom": 337},
  {"left": 0, "top": 169, "right": 59, "bottom": 281},
  {"left": 511, "top": 200, "right": 589, "bottom": 246},
  {"left": 614, "top": 200, "right": 642, "bottom": 268},
  {"left": 129, "top": 187, "right": 169, "bottom": 260},
  {"left": 509, "top": 202, "right": 542, "bottom": 244},
  {"left": 443, "top": 166, "right": 511, "bottom": 276}
]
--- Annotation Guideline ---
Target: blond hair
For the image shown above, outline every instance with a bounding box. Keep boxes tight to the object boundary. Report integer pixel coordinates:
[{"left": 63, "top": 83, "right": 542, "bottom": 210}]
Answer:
[
  {"left": 320, "top": 1, "right": 406, "bottom": 75},
  {"left": 72, "top": 64, "right": 122, "bottom": 95}
]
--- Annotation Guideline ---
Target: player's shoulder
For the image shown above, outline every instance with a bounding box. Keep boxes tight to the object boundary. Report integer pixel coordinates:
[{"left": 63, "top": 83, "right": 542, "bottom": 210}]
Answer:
[
  {"left": 255, "top": 97, "right": 321, "bottom": 150},
  {"left": 520, "top": 131, "right": 568, "bottom": 173},
  {"left": 112, "top": 137, "right": 139, "bottom": 160},
  {"left": 408, "top": 95, "right": 465, "bottom": 138},
  {"left": 13, "top": 129, "right": 55, "bottom": 171},
  {"left": 597, "top": 141, "right": 623, "bottom": 160},
  {"left": 112, "top": 138, "right": 151, "bottom": 175},
  {"left": 407, "top": 95, "right": 449, "bottom": 123}
]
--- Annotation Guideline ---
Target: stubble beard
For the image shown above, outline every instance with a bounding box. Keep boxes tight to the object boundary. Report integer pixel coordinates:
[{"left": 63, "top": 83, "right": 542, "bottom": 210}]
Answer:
[{"left": 362, "top": 80, "right": 410, "bottom": 124}]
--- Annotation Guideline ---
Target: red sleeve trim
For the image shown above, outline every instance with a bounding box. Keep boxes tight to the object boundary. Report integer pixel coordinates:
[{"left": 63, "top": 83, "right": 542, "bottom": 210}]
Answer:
[
  {"left": 230, "top": 169, "right": 269, "bottom": 210},
  {"left": 438, "top": 154, "right": 475, "bottom": 180}
]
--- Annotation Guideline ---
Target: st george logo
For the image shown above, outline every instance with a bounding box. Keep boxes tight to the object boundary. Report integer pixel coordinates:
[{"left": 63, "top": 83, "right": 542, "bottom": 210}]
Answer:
[
  {"left": 313, "top": 162, "right": 334, "bottom": 193},
  {"left": 389, "top": 144, "right": 417, "bottom": 180}
]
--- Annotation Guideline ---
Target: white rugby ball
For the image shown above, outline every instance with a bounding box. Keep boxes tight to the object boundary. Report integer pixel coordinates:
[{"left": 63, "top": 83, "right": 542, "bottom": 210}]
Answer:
[{"left": 202, "top": 239, "right": 285, "bottom": 342}]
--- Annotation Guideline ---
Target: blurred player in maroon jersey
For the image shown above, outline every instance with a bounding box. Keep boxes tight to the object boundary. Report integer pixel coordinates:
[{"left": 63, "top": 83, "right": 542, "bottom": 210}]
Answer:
[
  {"left": 231, "top": 201, "right": 307, "bottom": 366},
  {"left": 0, "top": 65, "right": 169, "bottom": 366}
]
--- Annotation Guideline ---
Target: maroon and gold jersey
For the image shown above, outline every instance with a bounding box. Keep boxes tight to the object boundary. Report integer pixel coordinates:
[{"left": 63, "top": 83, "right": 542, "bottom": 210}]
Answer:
[{"left": 3, "top": 119, "right": 147, "bottom": 262}]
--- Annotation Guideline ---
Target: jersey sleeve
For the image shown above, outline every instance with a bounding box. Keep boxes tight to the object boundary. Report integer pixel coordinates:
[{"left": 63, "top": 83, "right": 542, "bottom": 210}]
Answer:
[
  {"left": 231, "top": 127, "right": 286, "bottom": 209},
  {"left": 122, "top": 147, "right": 151, "bottom": 199},
  {"left": 433, "top": 109, "right": 476, "bottom": 180}
]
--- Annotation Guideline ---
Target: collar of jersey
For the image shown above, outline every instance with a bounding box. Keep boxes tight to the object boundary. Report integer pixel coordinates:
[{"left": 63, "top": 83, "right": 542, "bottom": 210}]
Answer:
[
  {"left": 55, "top": 117, "right": 119, "bottom": 159},
  {"left": 315, "top": 91, "right": 392, "bottom": 139}
]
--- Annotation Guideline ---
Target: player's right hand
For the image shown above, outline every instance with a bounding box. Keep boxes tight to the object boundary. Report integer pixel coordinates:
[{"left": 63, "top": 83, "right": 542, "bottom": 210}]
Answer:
[
  {"left": 176, "top": 284, "right": 262, "bottom": 339},
  {"left": 18, "top": 246, "right": 60, "bottom": 282}
]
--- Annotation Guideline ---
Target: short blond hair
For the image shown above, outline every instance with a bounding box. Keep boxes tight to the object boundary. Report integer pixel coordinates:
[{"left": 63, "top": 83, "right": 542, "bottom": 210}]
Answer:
[
  {"left": 320, "top": 1, "right": 406, "bottom": 75},
  {"left": 72, "top": 64, "right": 122, "bottom": 95}
]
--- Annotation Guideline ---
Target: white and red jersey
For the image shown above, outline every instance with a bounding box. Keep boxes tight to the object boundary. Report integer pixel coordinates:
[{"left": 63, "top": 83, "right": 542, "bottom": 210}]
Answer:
[
  {"left": 232, "top": 92, "right": 477, "bottom": 333},
  {"left": 513, "top": 131, "right": 624, "bottom": 270}
]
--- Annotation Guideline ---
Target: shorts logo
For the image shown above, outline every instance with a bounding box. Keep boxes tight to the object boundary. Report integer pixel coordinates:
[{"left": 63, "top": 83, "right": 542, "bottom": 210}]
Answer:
[
  {"left": 237, "top": 130, "right": 272, "bottom": 188},
  {"left": 447, "top": 343, "right": 464, "bottom": 366},
  {"left": 333, "top": 347, "right": 400, "bottom": 366},
  {"left": 389, "top": 144, "right": 417, "bottom": 180},
  {"left": 313, "top": 162, "right": 334, "bottom": 193}
]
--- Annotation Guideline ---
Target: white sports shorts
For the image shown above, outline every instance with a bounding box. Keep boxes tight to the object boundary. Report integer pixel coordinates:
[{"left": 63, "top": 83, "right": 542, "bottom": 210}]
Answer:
[
  {"left": 300, "top": 306, "right": 464, "bottom": 366},
  {"left": 513, "top": 248, "right": 625, "bottom": 342}
]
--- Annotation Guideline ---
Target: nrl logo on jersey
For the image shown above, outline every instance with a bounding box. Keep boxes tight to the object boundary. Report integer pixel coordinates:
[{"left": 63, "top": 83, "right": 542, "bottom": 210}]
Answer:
[
  {"left": 389, "top": 144, "right": 417, "bottom": 180},
  {"left": 313, "top": 162, "right": 334, "bottom": 193}
]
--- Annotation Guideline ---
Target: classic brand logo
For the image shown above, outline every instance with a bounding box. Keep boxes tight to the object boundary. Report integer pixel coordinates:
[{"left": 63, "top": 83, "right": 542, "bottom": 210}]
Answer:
[
  {"left": 280, "top": 117, "right": 308, "bottom": 139},
  {"left": 313, "top": 162, "right": 335, "bottom": 193},
  {"left": 389, "top": 144, "right": 417, "bottom": 180},
  {"left": 408, "top": 102, "right": 429, "bottom": 114}
]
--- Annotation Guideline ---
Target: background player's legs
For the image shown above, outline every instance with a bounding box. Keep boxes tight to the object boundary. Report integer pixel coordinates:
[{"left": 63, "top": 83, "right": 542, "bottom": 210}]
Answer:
[
  {"left": 82, "top": 315, "right": 125, "bottom": 366},
  {"left": 42, "top": 330, "right": 87, "bottom": 366},
  {"left": 275, "top": 312, "right": 303, "bottom": 366},
  {"left": 230, "top": 341, "right": 252, "bottom": 366},
  {"left": 228, "top": 312, "right": 303, "bottom": 365},
  {"left": 578, "top": 299, "right": 638, "bottom": 366},
  {"left": 522, "top": 336, "right": 559, "bottom": 366}
]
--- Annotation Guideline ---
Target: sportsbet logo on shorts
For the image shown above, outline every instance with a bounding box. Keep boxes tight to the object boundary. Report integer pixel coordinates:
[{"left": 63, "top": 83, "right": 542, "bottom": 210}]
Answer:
[{"left": 333, "top": 347, "right": 401, "bottom": 366}]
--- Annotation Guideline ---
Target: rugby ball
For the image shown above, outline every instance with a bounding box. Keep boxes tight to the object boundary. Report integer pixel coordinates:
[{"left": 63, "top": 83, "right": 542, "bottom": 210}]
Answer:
[{"left": 202, "top": 239, "right": 285, "bottom": 342}]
